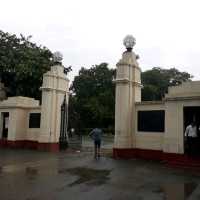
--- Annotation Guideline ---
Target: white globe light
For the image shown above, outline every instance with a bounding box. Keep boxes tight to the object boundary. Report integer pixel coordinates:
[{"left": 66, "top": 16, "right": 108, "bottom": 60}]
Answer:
[
  {"left": 53, "top": 51, "right": 63, "bottom": 63},
  {"left": 123, "top": 35, "right": 136, "bottom": 50}
]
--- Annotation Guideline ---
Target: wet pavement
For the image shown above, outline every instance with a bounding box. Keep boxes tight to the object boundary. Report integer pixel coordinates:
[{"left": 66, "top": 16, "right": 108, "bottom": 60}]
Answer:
[
  {"left": 1, "top": 149, "right": 200, "bottom": 199},
  {"left": 82, "top": 135, "right": 114, "bottom": 149}
]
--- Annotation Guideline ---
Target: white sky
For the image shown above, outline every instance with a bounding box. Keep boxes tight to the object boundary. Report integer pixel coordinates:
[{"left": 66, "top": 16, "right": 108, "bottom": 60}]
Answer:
[{"left": 0, "top": 0, "right": 200, "bottom": 81}]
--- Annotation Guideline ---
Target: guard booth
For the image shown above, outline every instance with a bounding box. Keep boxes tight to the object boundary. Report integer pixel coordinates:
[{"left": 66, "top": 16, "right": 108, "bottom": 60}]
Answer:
[{"left": 0, "top": 52, "right": 70, "bottom": 152}]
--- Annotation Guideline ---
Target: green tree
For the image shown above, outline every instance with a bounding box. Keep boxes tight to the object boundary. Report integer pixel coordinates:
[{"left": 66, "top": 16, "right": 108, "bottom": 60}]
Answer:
[
  {"left": 69, "top": 65, "right": 192, "bottom": 131},
  {"left": 69, "top": 63, "right": 115, "bottom": 130},
  {"left": 141, "top": 67, "right": 193, "bottom": 101},
  {"left": 0, "top": 30, "right": 71, "bottom": 100}
]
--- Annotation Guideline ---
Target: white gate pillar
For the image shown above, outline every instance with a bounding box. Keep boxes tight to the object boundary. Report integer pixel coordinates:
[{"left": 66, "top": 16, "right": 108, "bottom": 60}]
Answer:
[
  {"left": 39, "top": 52, "right": 69, "bottom": 152},
  {"left": 113, "top": 35, "right": 142, "bottom": 157}
]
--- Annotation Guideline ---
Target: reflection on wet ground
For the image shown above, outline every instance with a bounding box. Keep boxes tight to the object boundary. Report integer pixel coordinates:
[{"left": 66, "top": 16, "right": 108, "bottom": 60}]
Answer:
[
  {"left": 25, "top": 167, "right": 38, "bottom": 180},
  {"left": 1, "top": 164, "right": 23, "bottom": 173},
  {"left": 157, "top": 182, "right": 198, "bottom": 200},
  {"left": 58, "top": 167, "right": 111, "bottom": 187},
  {"left": 26, "top": 167, "right": 38, "bottom": 175},
  {"left": 1, "top": 149, "right": 200, "bottom": 200}
]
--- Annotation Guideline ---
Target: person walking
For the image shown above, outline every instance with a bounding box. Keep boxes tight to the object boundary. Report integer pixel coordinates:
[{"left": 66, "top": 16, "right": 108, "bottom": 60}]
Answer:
[
  {"left": 89, "top": 128, "right": 103, "bottom": 159},
  {"left": 185, "top": 122, "right": 198, "bottom": 156}
]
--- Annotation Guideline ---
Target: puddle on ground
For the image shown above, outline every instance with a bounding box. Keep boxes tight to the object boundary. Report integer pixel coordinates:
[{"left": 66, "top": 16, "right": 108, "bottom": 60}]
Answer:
[
  {"left": 26, "top": 167, "right": 38, "bottom": 175},
  {"left": 154, "top": 182, "right": 197, "bottom": 200},
  {"left": 1, "top": 165, "right": 22, "bottom": 173},
  {"left": 58, "top": 167, "right": 111, "bottom": 187},
  {"left": 26, "top": 167, "right": 38, "bottom": 180}
]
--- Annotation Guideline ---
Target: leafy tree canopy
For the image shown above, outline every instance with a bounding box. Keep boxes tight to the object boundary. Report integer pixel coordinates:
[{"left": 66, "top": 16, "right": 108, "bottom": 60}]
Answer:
[
  {"left": 69, "top": 63, "right": 115, "bottom": 129},
  {"left": 141, "top": 67, "right": 193, "bottom": 101},
  {"left": 0, "top": 30, "right": 71, "bottom": 100},
  {"left": 69, "top": 65, "right": 193, "bottom": 131}
]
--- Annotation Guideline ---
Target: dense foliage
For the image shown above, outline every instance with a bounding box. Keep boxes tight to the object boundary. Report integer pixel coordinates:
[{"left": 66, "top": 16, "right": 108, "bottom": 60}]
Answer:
[
  {"left": 141, "top": 67, "right": 193, "bottom": 101},
  {"left": 0, "top": 30, "right": 71, "bottom": 100},
  {"left": 0, "top": 30, "right": 54, "bottom": 99},
  {"left": 69, "top": 63, "right": 115, "bottom": 131},
  {"left": 69, "top": 65, "right": 192, "bottom": 131}
]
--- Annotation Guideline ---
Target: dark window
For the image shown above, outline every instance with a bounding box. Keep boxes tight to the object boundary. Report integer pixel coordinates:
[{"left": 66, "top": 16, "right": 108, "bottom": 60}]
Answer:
[
  {"left": 29, "top": 113, "right": 41, "bottom": 128},
  {"left": 138, "top": 110, "right": 165, "bottom": 132}
]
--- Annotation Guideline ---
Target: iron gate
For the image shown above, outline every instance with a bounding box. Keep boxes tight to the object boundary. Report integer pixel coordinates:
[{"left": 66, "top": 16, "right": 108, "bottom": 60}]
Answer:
[
  {"left": 59, "top": 94, "right": 68, "bottom": 150},
  {"left": 68, "top": 131, "right": 82, "bottom": 149}
]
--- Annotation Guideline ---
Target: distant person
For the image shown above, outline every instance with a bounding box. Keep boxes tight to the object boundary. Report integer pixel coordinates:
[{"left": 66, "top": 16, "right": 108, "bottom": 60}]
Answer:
[
  {"left": 89, "top": 128, "right": 103, "bottom": 159},
  {"left": 70, "top": 128, "right": 75, "bottom": 137},
  {"left": 185, "top": 122, "right": 198, "bottom": 155}
]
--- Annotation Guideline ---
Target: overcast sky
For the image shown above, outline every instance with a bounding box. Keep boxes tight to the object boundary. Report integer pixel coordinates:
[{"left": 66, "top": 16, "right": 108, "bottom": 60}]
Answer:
[{"left": 1, "top": 0, "right": 200, "bottom": 81}]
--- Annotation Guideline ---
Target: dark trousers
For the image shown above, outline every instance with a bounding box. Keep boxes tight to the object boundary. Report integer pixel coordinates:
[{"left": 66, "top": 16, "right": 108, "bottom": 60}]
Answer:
[
  {"left": 94, "top": 140, "right": 101, "bottom": 158},
  {"left": 186, "top": 137, "right": 197, "bottom": 156}
]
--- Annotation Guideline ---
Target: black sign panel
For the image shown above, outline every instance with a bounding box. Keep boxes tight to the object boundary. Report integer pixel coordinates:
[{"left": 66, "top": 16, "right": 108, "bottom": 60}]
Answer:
[
  {"left": 29, "top": 113, "right": 41, "bottom": 128},
  {"left": 138, "top": 110, "right": 165, "bottom": 132}
]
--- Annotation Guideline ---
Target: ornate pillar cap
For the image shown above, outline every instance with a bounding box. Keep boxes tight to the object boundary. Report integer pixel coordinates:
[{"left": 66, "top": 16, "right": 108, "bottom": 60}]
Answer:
[
  {"left": 123, "top": 35, "right": 136, "bottom": 52},
  {"left": 53, "top": 51, "right": 63, "bottom": 65}
]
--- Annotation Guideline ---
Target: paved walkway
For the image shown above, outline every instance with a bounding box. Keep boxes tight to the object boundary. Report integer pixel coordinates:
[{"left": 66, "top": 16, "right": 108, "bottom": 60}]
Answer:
[{"left": 1, "top": 149, "right": 200, "bottom": 200}]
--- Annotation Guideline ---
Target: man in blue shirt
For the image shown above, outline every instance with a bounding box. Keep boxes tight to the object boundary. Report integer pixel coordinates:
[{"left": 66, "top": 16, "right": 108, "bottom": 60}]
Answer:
[{"left": 89, "top": 128, "right": 103, "bottom": 159}]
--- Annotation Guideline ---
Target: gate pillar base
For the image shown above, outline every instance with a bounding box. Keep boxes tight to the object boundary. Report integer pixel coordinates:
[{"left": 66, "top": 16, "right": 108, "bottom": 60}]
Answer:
[
  {"left": 37, "top": 142, "right": 59, "bottom": 152},
  {"left": 59, "top": 141, "right": 68, "bottom": 150}
]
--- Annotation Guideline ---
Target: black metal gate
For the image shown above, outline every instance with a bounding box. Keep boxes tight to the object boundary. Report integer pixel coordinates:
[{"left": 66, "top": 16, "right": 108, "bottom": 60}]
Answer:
[{"left": 59, "top": 94, "right": 68, "bottom": 150}]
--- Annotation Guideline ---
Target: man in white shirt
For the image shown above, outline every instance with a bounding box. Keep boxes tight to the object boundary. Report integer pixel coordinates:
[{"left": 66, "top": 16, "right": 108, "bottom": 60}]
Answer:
[{"left": 185, "top": 122, "right": 198, "bottom": 155}]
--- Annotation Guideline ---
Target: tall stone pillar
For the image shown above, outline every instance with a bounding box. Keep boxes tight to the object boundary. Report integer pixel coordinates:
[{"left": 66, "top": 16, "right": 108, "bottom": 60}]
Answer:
[
  {"left": 39, "top": 52, "right": 69, "bottom": 152},
  {"left": 113, "top": 35, "right": 142, "bottom": 158}
]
